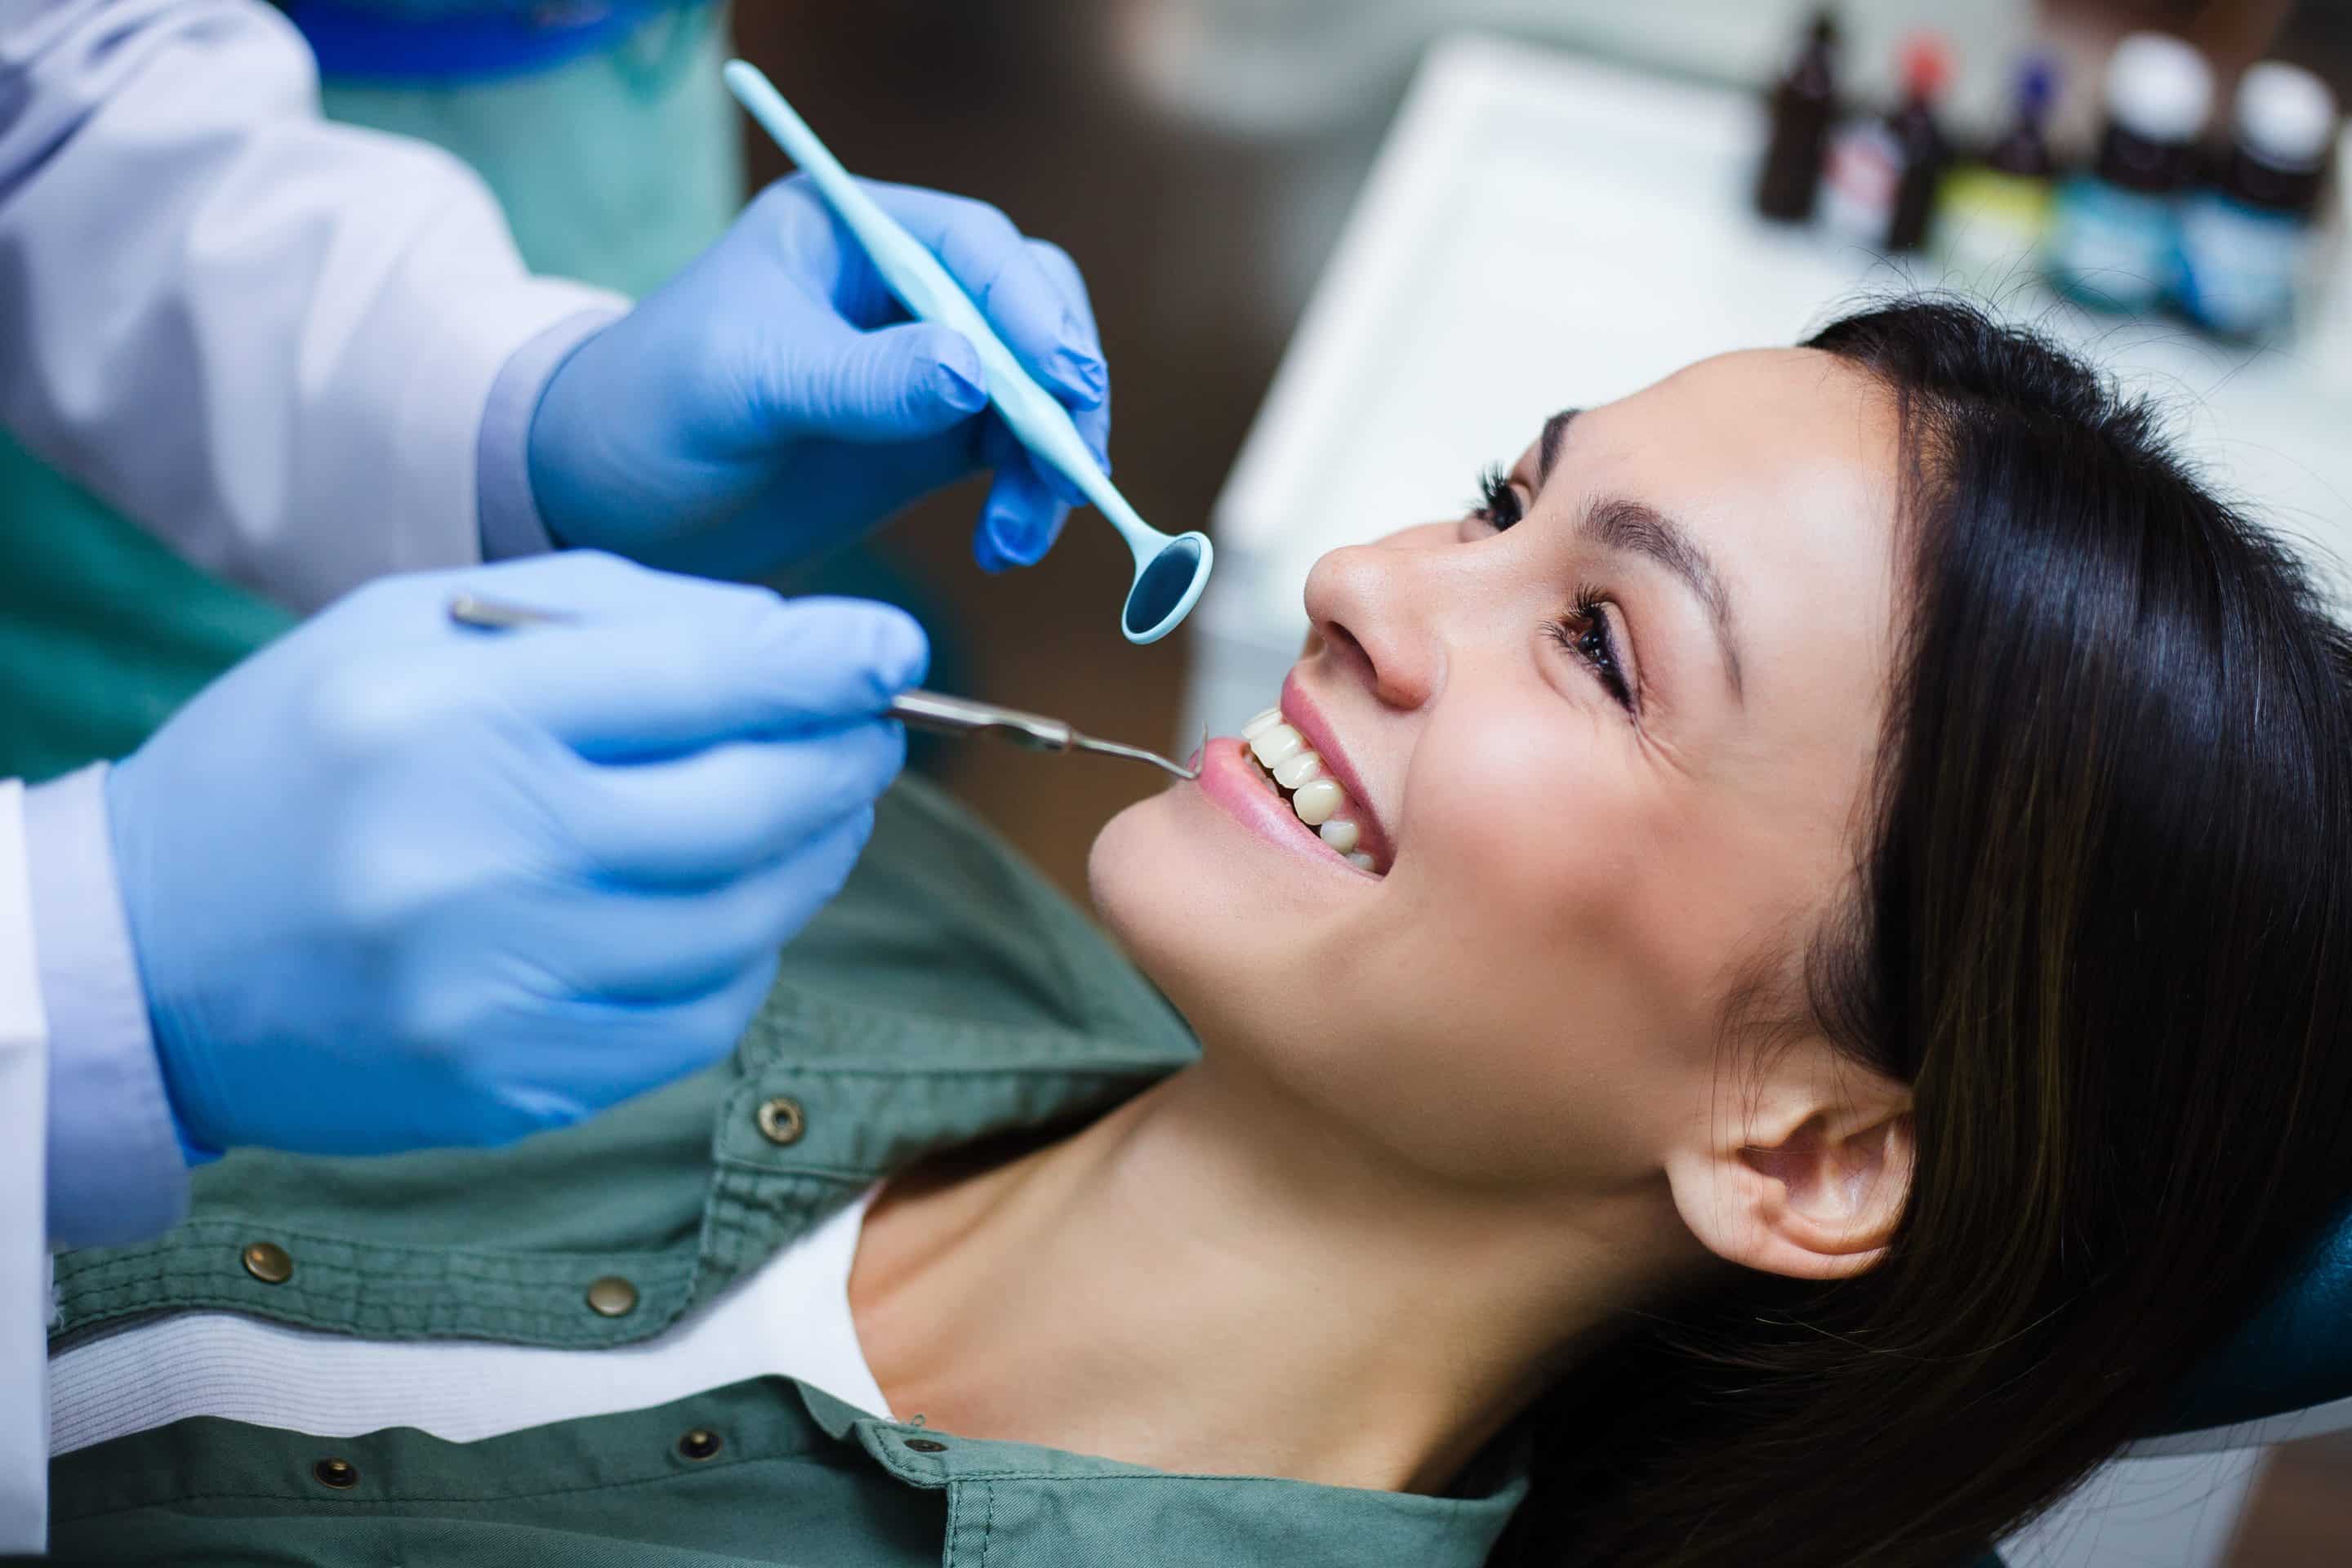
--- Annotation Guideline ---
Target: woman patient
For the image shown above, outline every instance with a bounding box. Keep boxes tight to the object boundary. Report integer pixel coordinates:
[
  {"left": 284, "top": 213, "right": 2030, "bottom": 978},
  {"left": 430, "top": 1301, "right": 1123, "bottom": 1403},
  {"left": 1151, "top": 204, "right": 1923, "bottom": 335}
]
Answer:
[{"left": 46, "top": 299, "right": 2352, "bottom": 1568}]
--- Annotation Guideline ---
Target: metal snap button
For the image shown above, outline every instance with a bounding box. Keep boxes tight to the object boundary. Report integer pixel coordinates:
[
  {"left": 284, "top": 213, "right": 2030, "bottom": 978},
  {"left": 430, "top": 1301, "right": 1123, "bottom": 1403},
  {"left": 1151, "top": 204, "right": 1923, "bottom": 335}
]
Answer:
[
  {"left": 585, "top": 1275, "right": 639, "bottom": 1317},
  {"left": 677, "top": 1428, "right": 722, "bottom": 1461},
  {"left": 241, "top": 1241, "right": 293, "bottom": 1285},
  {"left": 313, "top": 1457, "right": 359, "bottom": 1490},
  {"left": 904, "top": 1437, "right": 947, "bottom": 1454},
  {"left": 755, "top": 1095, "right": 805, "bottom": 1147}
]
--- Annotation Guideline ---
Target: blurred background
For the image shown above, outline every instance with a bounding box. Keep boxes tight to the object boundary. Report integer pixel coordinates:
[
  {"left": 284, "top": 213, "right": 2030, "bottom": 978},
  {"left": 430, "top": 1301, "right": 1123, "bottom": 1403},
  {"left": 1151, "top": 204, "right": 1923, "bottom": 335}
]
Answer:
[{"left": 742, "top": 2, "right": 2350, "bottom": 1561}]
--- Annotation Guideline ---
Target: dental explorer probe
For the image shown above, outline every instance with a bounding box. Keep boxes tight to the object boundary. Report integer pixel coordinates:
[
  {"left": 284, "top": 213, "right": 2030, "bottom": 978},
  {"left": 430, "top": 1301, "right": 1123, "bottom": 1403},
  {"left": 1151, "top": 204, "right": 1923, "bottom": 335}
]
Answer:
[
  {"left": 881, "top": 688, "right": 1199, "bottom": 780},
  {"left": 444, "top": 593, "right": 1200, "bottom": 781}
]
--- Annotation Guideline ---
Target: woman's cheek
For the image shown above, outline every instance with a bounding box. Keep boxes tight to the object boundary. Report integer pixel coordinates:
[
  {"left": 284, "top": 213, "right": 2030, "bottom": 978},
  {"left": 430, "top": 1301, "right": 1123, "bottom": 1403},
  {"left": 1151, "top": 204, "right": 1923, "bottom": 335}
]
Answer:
[{"left": 1411, "top": 706, "right": 1635, "bottom": 890}]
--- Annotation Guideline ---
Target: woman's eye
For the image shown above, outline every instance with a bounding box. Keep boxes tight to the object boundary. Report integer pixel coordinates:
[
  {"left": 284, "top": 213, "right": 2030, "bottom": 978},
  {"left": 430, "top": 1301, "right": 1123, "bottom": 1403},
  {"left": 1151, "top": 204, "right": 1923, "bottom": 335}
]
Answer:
[
  {"left": 1547, "top": 595, "right": 1637, "bottom": 714},
  {"left": 1472, "top": 463, "right": 1524, "bottom": 530}
]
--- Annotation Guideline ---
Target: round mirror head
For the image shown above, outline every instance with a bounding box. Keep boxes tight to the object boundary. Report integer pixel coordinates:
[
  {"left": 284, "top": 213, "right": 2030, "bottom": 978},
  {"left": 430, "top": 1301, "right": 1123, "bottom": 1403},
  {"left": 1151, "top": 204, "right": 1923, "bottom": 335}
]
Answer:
[{"left": 1122, "top": 532, "right": 1213, "bottom": 644}]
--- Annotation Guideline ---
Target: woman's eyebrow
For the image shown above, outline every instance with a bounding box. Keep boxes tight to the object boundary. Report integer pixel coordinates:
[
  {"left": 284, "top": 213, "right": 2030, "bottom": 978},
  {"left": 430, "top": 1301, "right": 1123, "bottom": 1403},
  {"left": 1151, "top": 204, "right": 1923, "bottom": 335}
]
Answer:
[
  {"left": 1532, "top": 408, "right": 1745, "bottom": 698},
  {"left": 1584, "top": 496, "right": 1746, "bottom": 702},
  {"left": 1535, "top": 408, "right": 1579, "bottom": 490}
]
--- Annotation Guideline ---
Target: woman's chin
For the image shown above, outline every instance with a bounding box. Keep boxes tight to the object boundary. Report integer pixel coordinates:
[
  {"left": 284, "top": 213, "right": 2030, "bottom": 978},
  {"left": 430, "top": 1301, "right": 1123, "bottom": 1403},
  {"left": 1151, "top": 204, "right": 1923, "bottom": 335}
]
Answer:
[
  {"left": 1085, "top": 791, "right": 1189, "bottom": 941},
  {"left": 1086, "top": 784, "right": 1295, "bottom": 998}
]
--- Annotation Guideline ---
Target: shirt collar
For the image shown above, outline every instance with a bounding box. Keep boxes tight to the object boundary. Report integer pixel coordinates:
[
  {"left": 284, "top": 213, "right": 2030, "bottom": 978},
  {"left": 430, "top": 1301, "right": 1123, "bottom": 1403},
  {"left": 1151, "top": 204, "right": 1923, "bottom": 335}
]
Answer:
[
  {"left": 792, "top": 1383, "right": 1531, "bottom": 1568},
  {"left": 716, "top": 980, "right": 1196, "bottom": 1183}
]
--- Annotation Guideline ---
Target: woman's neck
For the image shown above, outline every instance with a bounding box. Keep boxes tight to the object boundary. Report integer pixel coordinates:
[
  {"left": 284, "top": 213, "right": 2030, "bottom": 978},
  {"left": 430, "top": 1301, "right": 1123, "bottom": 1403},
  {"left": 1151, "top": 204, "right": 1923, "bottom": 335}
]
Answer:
[{"left": 848, "top": 1054, "right": 1689, "bottom": 1494}]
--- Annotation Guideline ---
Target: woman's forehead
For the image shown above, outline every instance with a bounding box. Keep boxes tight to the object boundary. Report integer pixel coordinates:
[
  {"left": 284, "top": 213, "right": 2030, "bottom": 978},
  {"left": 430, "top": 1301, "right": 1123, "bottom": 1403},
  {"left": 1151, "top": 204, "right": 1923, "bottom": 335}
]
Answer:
[
  {"left": 1554, "top": 349, "right": 1900, "bottom": 496},
  {"left": 1546, "top": 350, "right": 1902, "bottom": 591}
]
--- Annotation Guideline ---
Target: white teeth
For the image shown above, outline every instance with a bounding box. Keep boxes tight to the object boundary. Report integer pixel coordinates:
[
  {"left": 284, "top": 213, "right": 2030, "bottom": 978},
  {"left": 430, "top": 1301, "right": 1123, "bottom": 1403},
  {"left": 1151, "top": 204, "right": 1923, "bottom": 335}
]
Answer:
[
  {"left": 1249, "top": 723, "right": 1306, "bottom": 768},
  {"left": 1272, "top": 750, "right": 1325, "bottom": 789},
  {"left": 1238, "top": 707, "right": 1384, "bottom": 872},
  {"left": 1290, "top": 777, "right": 1343, "bottom": 826}
]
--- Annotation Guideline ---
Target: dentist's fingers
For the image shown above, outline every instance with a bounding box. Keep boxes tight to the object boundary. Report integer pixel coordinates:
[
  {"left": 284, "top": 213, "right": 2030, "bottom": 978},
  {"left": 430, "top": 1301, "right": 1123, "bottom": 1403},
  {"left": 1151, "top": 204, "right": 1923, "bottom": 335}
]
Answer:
[
  {"left": 750, "top": 307, "right": 991, "bottom": 445},
  {"left": 480, "top": 957, "right": 785, "bottom": 1143},
  {"left": 969, "top": 416, "right": 1094, "bottom": 571},
  {"left": 1024, "top": 237, "right": 1102, "bottom": 363},
  {"left": 531, "top": 813, "right": 878, "bottom": 999},
  {"left": 1021, "top": 237, "right": 1112, "bottom": 494},
  {"left": 359, "top": 550, "right": 770, "bottom": 631},
  {"left": 865, "top": 181, "right": 1107, "bottom": 412},
  {"left": 561, "top": 724, "right": 903, "bottom": 885},
  {"left": 975, "top": 459, "right": 1071, "bottom": 572},
  {"left": 490, "top": 595, "right": 928, "bottom": 756}
]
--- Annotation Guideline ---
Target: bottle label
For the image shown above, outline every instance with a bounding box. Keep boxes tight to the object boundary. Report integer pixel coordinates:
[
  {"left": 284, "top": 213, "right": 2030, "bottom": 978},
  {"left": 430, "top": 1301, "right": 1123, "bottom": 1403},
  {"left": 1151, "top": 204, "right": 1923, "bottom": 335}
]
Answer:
[
  {"left": 2176, "top": 194, "right": 2305, "bottom": 338},
  {"left": 2045, "top": 176, "right": 2176, "bottom": 311},
  {"left": 1819, "top": 119, "right": 1901, "bottom": 247},
  {"left": 1935, "top": 167, "right": 2053, "bottom": 282}
]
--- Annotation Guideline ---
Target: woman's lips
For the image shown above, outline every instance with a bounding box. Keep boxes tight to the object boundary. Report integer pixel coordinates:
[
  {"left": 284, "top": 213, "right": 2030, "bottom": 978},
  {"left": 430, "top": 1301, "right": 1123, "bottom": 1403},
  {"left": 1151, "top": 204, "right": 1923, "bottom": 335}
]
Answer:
[
  {"left": 1274, "top": 675, "right": 1394, "bottom": 871},
  {"left": 1193, "top": 738, "right": 1377, "bottom": 876}
]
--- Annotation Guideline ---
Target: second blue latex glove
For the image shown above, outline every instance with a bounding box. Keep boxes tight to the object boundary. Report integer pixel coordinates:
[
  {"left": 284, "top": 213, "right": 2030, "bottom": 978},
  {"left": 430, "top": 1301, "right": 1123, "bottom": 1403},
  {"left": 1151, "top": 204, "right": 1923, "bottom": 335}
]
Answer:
[
  {"left": 528, "top": 176, "right": 1111, "bottom": 578},
  {"left": 105, "top": 551, "right": 926, "bottom": 1156}
]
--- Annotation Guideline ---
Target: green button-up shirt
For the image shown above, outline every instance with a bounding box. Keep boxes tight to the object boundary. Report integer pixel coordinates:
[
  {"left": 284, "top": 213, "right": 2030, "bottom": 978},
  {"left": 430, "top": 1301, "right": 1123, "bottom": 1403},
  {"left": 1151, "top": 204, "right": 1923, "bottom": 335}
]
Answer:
[{"left": 46, "top": 778, "right": 1530, "bottom": 1566}]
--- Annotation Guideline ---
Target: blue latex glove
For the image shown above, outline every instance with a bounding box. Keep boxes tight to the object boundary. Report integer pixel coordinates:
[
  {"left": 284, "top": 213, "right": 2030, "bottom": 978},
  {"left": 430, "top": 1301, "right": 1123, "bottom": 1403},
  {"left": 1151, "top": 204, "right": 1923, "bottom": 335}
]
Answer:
[
  {"left": 528, "top": 176, "right": 1111, "bottom": 578},
  {"left": 105, "top": 552, "right": 926, "bottom": 1156}
]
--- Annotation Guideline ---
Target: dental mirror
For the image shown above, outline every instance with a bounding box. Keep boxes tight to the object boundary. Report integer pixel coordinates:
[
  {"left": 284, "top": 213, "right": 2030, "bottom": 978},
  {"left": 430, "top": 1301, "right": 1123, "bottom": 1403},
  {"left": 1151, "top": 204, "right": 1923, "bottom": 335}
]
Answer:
[{"left": 1124, "top": 532, "right": 1210, "bottom": 641}]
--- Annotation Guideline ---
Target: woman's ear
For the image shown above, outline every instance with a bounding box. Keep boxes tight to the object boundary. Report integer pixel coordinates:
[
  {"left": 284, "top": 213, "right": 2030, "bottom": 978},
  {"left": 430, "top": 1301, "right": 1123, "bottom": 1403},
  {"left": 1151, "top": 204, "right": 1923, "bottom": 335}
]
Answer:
[{"left": 1662, "top": 1042, "right": 1914, "bottom": 1281}]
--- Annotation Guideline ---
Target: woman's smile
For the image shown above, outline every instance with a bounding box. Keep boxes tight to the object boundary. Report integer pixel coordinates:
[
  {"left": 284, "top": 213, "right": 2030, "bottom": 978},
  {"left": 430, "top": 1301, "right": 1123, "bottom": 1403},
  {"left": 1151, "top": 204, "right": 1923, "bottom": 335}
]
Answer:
[
  {"left": 1192, "top": 737, "right": 1342, "bottom": 871},
  {"left": 1189, "top": 672, "right": 1397, "bottom": 879}
]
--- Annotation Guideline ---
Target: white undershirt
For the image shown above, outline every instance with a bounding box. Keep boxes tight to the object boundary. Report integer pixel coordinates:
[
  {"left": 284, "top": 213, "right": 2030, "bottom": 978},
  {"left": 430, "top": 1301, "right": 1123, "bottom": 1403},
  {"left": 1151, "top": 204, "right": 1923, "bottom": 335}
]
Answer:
[{"left": 47, "top": 1188, "right": 891, "bottom": 1455}]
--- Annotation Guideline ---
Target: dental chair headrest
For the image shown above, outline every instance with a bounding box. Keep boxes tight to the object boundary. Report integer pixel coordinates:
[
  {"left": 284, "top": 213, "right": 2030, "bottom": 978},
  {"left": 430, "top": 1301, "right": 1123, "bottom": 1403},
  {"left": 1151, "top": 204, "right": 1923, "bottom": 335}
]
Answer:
[
  {"left": 2147, "top": 1200, "right": 2352, "bottom": 1441},
  {"left": 1963, "top": 1212, "right": 2352, "bottom": 1567}
]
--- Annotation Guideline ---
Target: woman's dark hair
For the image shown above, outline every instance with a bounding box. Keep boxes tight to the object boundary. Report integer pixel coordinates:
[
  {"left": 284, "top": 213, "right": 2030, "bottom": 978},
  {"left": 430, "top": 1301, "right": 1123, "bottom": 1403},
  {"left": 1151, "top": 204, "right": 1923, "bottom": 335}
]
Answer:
[{"left": 1494, "top": 298, "right": 2352, "bottom": 1567}]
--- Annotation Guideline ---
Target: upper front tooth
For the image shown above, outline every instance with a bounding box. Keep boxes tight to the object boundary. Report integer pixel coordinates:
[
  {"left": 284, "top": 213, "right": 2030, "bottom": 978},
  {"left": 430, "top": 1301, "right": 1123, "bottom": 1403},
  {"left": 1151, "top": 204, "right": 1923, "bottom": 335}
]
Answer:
[
  {"left": 1241, "top": 708, "right": 1284, "bottom": 741},
  {"left": 1290, "top": 777, "right": 1344, "bottom": 825},
  {"left": 1272, "top": 751, "right": 1324, "bottom": 789},
  {"left": 1250, "top": 723, "right": 1306, "bottom": 767}
]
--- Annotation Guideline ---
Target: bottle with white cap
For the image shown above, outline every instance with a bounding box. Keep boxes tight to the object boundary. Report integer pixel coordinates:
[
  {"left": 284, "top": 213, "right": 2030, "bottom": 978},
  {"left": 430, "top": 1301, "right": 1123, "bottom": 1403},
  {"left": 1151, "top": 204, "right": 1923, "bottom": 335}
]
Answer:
[
  {"left": 2045, "top": 32, "right": 2214, "bottom": 312},
  {"left": 2176, "top": 61, "right": 2339, "bottom": 339}
]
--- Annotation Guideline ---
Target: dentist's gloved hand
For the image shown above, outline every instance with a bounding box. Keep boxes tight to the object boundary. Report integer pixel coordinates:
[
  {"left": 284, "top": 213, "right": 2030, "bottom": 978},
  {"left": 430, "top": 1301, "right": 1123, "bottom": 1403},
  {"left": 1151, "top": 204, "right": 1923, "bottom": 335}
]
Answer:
[
  {"left": 528, "top": 176, "right": 1110, "bottom": 579},
  {"left": 105, "top": 552, "right": 925, "bottom": 1157}
]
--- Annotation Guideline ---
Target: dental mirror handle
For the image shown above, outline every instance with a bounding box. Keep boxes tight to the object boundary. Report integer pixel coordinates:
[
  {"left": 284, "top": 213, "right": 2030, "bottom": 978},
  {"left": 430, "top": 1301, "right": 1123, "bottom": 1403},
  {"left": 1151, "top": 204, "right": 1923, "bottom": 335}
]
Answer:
[{"left": 720, "top": 60, "right": 1153, "bottom": 550}]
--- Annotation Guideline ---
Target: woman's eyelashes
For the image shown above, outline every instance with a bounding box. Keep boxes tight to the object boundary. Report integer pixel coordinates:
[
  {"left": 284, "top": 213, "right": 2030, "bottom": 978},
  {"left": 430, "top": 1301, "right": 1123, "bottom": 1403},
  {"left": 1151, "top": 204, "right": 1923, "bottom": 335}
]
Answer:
[
  {"left": 1550, "top": 593, "right": 1637, "bottom": 713},
  {"left": 1475, "top": 463, "right": 1525, "bottom": 529},
  {"left": 1470, "top": 462, "right": 1639, "bottom": 716}
]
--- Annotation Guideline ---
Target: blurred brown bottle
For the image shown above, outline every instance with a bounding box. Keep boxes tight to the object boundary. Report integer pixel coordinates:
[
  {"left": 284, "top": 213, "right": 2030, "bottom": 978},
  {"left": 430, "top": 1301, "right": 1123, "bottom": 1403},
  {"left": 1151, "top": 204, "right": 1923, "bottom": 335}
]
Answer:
[
  {"left": 1757, "top": 11, "right": 1841, "bottom": 221},
  {"left": 1885, "top": 35, "right": 1954, "bottom": 251}
]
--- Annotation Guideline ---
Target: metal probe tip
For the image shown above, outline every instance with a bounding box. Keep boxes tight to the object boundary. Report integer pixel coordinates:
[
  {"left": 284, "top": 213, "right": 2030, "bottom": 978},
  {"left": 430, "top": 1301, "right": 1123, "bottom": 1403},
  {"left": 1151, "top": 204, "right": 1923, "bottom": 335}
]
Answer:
[{"left": 1070, "top": 733, "right": 1200, "bottom": 781}]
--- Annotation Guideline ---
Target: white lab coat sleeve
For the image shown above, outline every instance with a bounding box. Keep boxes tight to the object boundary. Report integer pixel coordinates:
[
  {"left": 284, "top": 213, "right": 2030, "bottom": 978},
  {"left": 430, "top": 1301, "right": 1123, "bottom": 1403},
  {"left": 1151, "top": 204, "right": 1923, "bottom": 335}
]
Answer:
[
  {"left": 0, "top": 780, "right": 54, "bottom": 1552},
  {"left": 24, "top": 766, "right": 189, "bottom": 1251},
  {"left": 0, "top": 0, "right": 630, "bottom": 610}
]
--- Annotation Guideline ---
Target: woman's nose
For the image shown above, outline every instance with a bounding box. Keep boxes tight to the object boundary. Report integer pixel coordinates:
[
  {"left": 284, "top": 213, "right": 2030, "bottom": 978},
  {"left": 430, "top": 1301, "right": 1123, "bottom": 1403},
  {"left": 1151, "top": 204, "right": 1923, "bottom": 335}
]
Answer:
[{"left": 1303, "top": 530, "right": 1454, "bottom": 710}]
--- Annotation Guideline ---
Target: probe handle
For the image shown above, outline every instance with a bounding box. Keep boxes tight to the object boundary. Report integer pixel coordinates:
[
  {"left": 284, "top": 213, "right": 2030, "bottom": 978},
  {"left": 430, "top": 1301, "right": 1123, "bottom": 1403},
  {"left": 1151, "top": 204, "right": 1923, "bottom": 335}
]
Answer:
[
  {"left": 887, "top": 689, "right": 1076, "bottom": 754},
  {"left": 445, "top": 597, "right": 1085, "bottom": 759}
]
